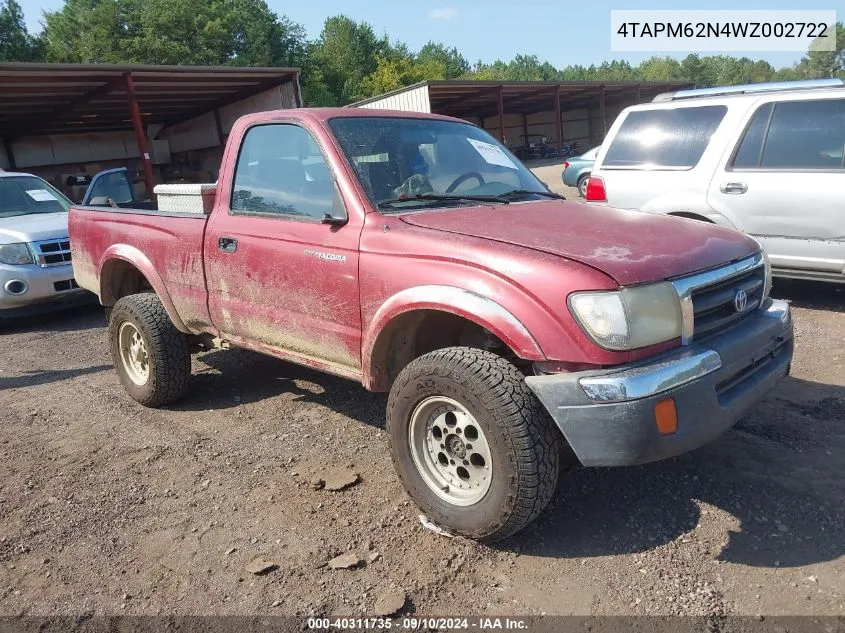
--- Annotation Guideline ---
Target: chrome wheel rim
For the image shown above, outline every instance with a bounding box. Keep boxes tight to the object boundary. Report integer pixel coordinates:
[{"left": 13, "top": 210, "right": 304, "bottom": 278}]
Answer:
[
  {"left": 409, "top": 396, "right": 493, "bottom": 506},
  {"left": 118, "top": 321, "right": 149, "bottom": 385}
]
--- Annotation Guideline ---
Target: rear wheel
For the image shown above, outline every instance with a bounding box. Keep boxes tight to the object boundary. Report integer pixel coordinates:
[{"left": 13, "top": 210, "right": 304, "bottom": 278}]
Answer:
[
  {"left": 577, "top": 174, "right": 590, "bottom": 198},
  {"left": 109, "top": 292, "right": 190, "bottom": 407},
  {"left": 387, "top": 347, "right": 561, "bottom": 542}
]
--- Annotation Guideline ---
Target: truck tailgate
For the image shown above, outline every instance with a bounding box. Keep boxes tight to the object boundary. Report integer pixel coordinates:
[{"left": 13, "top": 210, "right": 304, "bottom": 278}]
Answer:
[{"left": 69, "top": 206, "right": 211, "bottom": 332}]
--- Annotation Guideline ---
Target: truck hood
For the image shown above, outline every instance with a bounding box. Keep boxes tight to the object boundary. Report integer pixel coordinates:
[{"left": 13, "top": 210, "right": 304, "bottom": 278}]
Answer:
[
  {"left": 399, "top": 200, "right": 758, "bottom": 286},
  {"left": 0, "top": 212, "right": 69, "bottom": 245}
]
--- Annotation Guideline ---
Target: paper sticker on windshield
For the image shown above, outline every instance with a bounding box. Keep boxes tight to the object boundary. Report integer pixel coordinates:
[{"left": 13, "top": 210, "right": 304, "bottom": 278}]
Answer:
[
  {"left": 466, "top": 139, "right": 518, "bottom": 170},
  {"left": 26, "top": 189, "right": 57, "bottom": 202}
]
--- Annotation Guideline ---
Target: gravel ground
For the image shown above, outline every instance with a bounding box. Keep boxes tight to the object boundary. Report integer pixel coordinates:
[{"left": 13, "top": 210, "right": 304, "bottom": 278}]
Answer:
[
  {"left": 1, "top": 281, "right": 842, "bottom": 618},
  {"left": 0, "top": 166, "right": 843, "bottom": 617}
]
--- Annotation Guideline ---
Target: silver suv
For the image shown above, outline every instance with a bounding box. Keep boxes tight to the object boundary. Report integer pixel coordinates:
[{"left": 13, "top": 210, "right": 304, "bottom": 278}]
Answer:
[
  {"left": 587, "top": 79, "right": 845, "bottom": 284},
  {"left": 0, "top": 171, "right": 90, "bottom": 320}
]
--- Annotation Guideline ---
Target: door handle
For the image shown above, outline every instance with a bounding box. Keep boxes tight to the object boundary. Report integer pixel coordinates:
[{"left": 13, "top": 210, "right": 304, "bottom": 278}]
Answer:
[
  {"left": 218, "top": 236, "right": 238, "bottom": 253},
  {"left": 720, "top": 182, "right": 748, "bottom": 195}
]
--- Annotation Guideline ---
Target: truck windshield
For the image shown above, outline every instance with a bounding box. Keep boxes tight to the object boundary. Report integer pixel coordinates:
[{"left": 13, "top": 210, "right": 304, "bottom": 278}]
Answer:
[
  {"left": 328, "top": 117, "right": 549, "bottom": 211},
  {"left": 0, "top": 176, "right": 71, "bottom": 218}
]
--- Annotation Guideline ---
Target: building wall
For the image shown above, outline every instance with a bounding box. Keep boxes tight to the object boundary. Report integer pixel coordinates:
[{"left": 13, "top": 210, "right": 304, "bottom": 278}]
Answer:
[
  {"left": 159, "top": 83, "right": 299, "bottom": 153},
  {"left": 9, "top": 131, "right": 141, "bottom": 169},
  {"left": 353, "top": 84, "right": 431, "bottom": 113}
]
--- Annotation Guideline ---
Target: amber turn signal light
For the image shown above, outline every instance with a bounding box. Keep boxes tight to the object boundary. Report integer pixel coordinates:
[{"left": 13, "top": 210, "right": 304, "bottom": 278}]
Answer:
[{"left": 654, "top": 398, "right": 678, "bottom": 436}]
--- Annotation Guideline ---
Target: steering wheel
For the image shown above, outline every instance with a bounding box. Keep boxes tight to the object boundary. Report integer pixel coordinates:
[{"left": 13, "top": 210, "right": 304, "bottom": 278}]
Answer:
[{"left": 445, "top": 172, "right": 485, "bottom": 193}]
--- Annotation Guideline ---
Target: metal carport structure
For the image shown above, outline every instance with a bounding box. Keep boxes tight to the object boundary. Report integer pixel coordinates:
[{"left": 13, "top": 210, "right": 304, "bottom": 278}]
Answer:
[
  {"left": 349, "top": 80, "right": 694, "bottom": 152},
  {"left": 0, "top": 63, "right": 301, "bottom": 197}
]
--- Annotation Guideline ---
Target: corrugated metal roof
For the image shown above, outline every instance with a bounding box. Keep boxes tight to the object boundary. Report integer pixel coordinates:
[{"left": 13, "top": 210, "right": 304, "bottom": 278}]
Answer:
[{"left": 0, "top": 63, "right": 300, "bottom": 138}]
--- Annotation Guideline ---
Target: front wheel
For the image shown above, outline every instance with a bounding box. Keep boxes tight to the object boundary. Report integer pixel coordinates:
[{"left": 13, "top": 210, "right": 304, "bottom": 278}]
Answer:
[
  {"left": 109, "top": 292, "right": 190, "bottom": 407},
  {"left": 387, "top": 347, "right": 561, "bottom": 542}
]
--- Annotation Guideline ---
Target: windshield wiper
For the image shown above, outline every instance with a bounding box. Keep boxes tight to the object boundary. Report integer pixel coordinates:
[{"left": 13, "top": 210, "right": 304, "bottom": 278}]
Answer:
[
  {"left": 377, "top": 193, "right": 510, "bottom": 210},
  {"left": 500, "top": 189, "right": 566, "bottom": 201}
]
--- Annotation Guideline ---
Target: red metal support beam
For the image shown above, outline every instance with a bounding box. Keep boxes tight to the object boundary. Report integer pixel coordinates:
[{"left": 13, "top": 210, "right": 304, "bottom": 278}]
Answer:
[
  {"left": 2, "top": 137, "right": 16, "bottom": 170},
  {"left": 292, "top": 72, "right": 304, "bottom": 108},
  {"left": 599, "top": 85, "right": 607, "bottom": 138},
  {"left": 554, "top": 84, "right": 563, "bottom": 152},
  {"left": 213, "top": 109, "right": 226, "bottom": 147},
  {"left": 497, "top": 86, "right": 505, "bottom": 144},
  {"left": 124, "top": 72, "right": 156, "bottom": 201}
]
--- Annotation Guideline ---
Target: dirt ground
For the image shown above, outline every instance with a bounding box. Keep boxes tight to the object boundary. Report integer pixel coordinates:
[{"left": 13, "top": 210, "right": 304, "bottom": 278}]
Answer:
[
  {"left": 1, "top": 280, "right": 842, "bottom": 618},
  {"left": 528, "top": 158, "right": 581, "bottom": 198},
  {"left": 0, "top": 164, "right": 843, "bottom": 617}
]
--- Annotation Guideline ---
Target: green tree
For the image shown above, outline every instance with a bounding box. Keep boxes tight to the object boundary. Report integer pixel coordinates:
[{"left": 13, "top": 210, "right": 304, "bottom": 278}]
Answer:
[
  {"left": 637, "top": 56, "right": 684, "bottom": 82},
  {"left": 308, "top": 15, "right": 390, "bottom": 104},
  {"left": 416, "top": 41, "right": 469, "bottom": 79},
  {"left": 0, "top": 0, "right": 43, "bottom": 61},
  {"left": 361, "top": 54, "right": 425, "bottom": 95},
  {"left": 42, "top": 0, "right": 306, "bottom": 66},
  {"left": 590, "top": 59, "right": 638, "bottom": 81},
  {"left": 793, "top": 22, "right": 845, "bottom": 79}
]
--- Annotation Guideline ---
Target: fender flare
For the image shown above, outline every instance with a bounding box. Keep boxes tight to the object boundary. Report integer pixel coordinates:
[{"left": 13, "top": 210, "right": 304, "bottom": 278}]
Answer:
[
  {"left": 362, "top": 285, "right": 544, "bottom": 390},
  {"left": 98, "top": 244, "right": 190, "bottom": 333}
]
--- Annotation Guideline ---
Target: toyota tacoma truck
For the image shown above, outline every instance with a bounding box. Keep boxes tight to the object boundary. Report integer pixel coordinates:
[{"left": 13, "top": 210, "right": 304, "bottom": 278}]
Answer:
[{"left": 69, "top": 108, "right": 794, "bottom": 542}]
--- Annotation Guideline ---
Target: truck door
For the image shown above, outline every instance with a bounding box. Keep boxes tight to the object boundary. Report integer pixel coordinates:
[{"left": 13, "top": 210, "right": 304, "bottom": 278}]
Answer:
[
  {"left": 707, "top": 96, "right": 845, "bottom": 278},
  {"left": 204, "top": 122, "right": 363, "bottom": 375}
]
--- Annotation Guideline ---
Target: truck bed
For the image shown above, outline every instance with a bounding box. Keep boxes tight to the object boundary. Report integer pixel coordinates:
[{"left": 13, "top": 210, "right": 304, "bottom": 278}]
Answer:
[{"left": 69, "top": 205, "right": 213, "bottom": 333}]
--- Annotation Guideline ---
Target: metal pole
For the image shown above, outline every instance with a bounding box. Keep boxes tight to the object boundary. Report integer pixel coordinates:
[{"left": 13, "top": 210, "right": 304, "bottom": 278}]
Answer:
[
  {"left": 555, "top": 84, "right": 563, "bottom": 153},
  {"left": 292, "top": 72, "right": 304, "bottom": 108},
  {"left": 599, "top": 85, "right": 607, "bottom": 138},
  {"left": 124, "top": 72, "right": 156, "bottom": 201},
  {"left": 636, "top": 83, "right": 642, "bottom": 104},
  {"left": 2, "top": 137, "right": 16, "bottom": 170},
  {"left": 497, "top": 86, "right": 505, "bottom": 144},
  {"left": 522, "top": 114, "right": 528, "bottom": 138}
]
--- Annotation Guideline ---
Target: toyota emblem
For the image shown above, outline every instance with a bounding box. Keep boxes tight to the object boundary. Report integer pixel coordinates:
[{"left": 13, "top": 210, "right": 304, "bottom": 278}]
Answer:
[{"left": 734, "top": 289, "right": 748, "bottom": 313}]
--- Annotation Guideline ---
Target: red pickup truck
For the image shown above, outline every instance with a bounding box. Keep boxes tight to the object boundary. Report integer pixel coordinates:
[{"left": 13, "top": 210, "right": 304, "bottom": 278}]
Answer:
[{"left": 69, "top": 108, "right": 794, "bottom": 541}]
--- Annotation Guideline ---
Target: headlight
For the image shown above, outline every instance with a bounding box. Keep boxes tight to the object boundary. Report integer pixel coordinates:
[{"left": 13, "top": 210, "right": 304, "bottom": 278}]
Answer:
[
  {"left": 0, "top": 243, "right": 34, "bottom": 265},
  {"left": 569, "top": 282, "right": 682, "bottom": 351}
]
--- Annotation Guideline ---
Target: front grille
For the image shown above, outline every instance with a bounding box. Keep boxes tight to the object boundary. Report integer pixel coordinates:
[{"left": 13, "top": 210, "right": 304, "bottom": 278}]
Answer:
[
  {"left": 691, "top": 265, "right": 766, "bottom": 339},
  {"left": 34, "top": 239, "right": 72, "bottom": 267},
  {"left": 53, "top": 278, "right": 79, "bottom": 292}
]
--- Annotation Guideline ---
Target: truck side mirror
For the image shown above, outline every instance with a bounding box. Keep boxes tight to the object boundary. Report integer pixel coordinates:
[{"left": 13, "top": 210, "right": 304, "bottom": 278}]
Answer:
[
  {"left": 321, "top": 212, "right": 347, "bottom": 226},
  {"left": 320, "top": 183, "right": 348, "bottom": 226}
]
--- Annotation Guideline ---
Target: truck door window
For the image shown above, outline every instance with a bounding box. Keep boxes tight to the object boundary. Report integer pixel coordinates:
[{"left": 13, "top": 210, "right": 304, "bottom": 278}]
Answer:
[
  {"left": 758, "top": 99, "right": 845, "bottom": 170},
  {"left": 231, "top": 124, "right": 340, "bottom": 220}
]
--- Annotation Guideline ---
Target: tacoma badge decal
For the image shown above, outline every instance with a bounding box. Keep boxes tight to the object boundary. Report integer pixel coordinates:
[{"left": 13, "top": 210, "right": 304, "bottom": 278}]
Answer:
[{"left": 304, "top": 249, "right": 346, "bottom": 263}]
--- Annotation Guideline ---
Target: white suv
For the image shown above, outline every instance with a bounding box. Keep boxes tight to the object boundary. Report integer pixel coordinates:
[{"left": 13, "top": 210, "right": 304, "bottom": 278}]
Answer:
[{"left": 587, "top": 79, "right": 845, "bottom": 283}]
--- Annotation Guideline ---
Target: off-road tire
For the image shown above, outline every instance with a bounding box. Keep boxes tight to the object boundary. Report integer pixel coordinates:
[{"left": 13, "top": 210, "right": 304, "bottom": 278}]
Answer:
[
  {"left": 109, "top": 292, "right": 190, "bottom": 407},
  {"left": 387, "top": 347, "right": 561, "bottom": 542}
]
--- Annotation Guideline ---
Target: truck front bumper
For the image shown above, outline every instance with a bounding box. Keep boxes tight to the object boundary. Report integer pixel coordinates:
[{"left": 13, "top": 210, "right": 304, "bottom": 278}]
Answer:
[{"left": 525, "top": 299, "right": 793, "bottom": 467}]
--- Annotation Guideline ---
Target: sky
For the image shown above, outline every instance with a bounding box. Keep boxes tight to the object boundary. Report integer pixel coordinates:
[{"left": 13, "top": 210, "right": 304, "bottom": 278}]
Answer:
[{"left": 18, "top": 0, "right": 836, "bottom": 70}]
